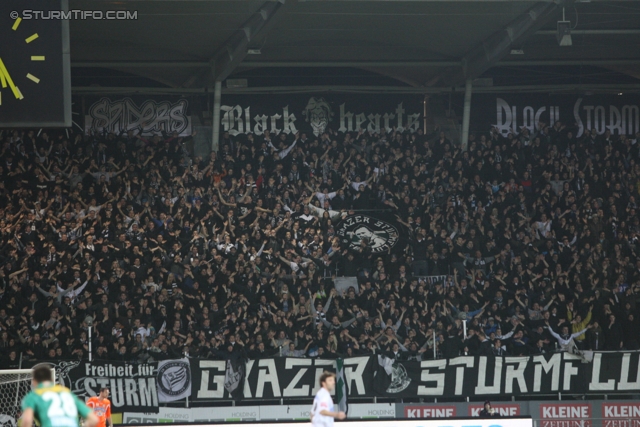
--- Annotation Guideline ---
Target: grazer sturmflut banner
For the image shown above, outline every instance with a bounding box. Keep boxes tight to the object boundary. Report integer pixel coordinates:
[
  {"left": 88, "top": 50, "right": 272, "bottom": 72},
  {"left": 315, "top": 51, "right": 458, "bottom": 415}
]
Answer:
[
  {"left": 191, "top": 356, "right": 375, "bottom": 401},
  {"left": 374, "top": 352, "right": 640, "bottom": 398},
  {"left": 31, "top": 360, "right": 159, "bottom": 412},
  {"left": 470, "top": 94, "right": 640, "bottom": 138},
  {"left": 219, "top": 94, "right": 424, "bottom": 138},
  {"left": 190, "top": 352, "right": 640, "bottom": 401},
  {"left": 84, "top": 96, "right": 192, "bottom": 137}
]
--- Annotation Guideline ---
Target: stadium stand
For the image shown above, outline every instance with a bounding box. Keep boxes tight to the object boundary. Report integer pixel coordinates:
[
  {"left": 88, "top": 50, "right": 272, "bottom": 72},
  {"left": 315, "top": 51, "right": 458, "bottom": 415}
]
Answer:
[{"left": 0, "top": 122, "right": 639, "bottom": 366}]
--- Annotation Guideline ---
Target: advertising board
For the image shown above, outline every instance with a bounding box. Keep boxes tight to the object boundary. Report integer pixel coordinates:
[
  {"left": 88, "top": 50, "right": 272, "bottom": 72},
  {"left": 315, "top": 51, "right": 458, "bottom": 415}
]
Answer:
[
  {"left": 125, "top": 420, "right": 533, "bottom": 427},
  {"left": 539, "top": 403, "right": 592, "bottom": 427},
  {"left": 602, "top": 403, "right": 640, "bottom": 427}
]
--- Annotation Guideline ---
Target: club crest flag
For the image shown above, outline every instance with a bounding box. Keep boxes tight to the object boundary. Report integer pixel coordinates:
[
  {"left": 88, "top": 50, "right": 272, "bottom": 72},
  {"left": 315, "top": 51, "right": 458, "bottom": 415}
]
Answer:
[{"left": 157, "top": 358, "right": 191, "bottom": 402}]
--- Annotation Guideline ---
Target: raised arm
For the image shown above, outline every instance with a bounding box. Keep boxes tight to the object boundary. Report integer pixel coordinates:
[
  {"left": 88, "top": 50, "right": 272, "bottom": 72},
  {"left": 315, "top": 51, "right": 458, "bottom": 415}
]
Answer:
[
  {"left": 546, "top": 325, "right": 561, "bottom": 341},
  {"left": 323, "top": 293, "right": 333, "bottom": 313},
  {"left": 570, "top": 326, "right": 590, "bottom": 340},
  {"left": 341, "top": 317, "right": 357, "bottom": 328}
]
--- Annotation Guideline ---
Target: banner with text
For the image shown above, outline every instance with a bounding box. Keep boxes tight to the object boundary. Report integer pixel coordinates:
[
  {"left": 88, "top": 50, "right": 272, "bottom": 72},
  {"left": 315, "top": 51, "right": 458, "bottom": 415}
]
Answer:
[
  {"left": 121, "top": 403, "right": 397, "bottom": 423},
  {"left": 337, "top": 212, "right": 409, "bottom": 255},
  {"left": 218, "top": 94, "right": 424, "bottom": 138},
  {"left": 121, "top": 401, "right": 640, "bottom": 424},
  {"left": 470, "top": 94, "right": 640, "bottom": 138},
  {"left": 123, "top": 420, "right": 533, "bottom": 427},
  {"left": 33, "top": 360, "right": 159, "bottom": 412},
  {"left": 191, "top": 352, "right": 640, "bottom": 401},
  {"left": 191, "top": 356, "right": 374, "bottom": 402},
  {"left": 399, "top": 401, "right": 640, "bottom": 425},
  {"left": 84, "top": 96, "right": 192, "bottom": 136}
]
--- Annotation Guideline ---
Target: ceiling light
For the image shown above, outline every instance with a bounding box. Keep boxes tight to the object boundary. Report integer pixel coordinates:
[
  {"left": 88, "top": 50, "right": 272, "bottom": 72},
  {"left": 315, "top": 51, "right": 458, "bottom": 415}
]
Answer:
[
  {"left": 226, "top": 79, "right": 248, "bottom": 88},
  {"left": 247, "top": 49, "right": 262, "bottom": 55},
  {"left": 473, "top": 78, "right": 494, "bottom": 87},
  {"left": 510, "top": 49, "right": 524, "bottom": 55}
]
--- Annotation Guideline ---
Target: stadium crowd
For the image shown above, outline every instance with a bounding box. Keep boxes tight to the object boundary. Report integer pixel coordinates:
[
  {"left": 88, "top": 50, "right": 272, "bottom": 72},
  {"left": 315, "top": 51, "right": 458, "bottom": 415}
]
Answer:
[{"left": 0, "top": 120, "right": 640, "bottom": 367}]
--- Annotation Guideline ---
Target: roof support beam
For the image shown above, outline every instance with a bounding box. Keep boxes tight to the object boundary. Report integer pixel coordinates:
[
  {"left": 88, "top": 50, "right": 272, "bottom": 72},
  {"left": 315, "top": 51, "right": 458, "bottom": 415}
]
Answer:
[
  {"left": 184, "top": 0, "right": 286, "bottom": 88},
  {"left": 536, "top": 29, "right": 640, "bottom": 35},
  {"left": 498, "top": 59, "right": 640, "bottom": 66},
  {"left": 300, "top": 0, "right": 556, "bottom": 2},
  {"left": 70, "top": 83, "right": 640, "bottom": 95},
  {"left": 445, "top": 0, "right": 568, "bottom": 86},
  {"left": 239, "top": 59, "right": 640, "bottom": 68},
  {"left": 460, "top": 79, "right": 473, "bottom": 151},
  {"left": 72, "top": 61, "right": 210, "bottom": 68},
  {"left": 212, "top": 0, "right": 286, "bottom": 82},
  {"left": 70, "top": 58, "right": 640, "bottom": 70},
  {"left": 238, "top": 61, "right": 460, "bottom": 68}
]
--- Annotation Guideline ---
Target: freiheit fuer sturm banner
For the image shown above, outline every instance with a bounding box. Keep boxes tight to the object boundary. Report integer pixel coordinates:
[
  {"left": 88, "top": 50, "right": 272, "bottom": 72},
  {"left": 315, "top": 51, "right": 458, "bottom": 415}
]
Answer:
[
  {"left": 190, "top": 352, "right": 640, "bottom": 401},
  {"left": 30, "top": 360, "right": 160, "bottom": 413}
]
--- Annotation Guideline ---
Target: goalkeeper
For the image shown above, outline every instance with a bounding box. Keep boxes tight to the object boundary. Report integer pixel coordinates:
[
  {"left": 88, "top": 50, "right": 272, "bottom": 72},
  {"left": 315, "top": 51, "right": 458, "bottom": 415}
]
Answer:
[{"left": 20, "top": 366, "right": 99, "bottom": 427}]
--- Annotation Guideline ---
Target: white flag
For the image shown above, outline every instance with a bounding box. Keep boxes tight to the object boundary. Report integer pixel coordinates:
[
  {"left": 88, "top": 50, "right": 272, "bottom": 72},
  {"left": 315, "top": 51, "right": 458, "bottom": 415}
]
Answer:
[
  {"left": 336, "top": 358, "right": 348, "bottom": 414},
  {"left": 157, "top": 358, "right": 192, "bottom": 403}
]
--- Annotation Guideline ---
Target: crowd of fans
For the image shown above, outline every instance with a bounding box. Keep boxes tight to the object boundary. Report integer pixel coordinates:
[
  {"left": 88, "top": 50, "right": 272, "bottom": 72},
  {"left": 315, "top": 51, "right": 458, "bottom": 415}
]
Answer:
[{"left": 0, "top": 119, "right": 639, "bottom": 367}]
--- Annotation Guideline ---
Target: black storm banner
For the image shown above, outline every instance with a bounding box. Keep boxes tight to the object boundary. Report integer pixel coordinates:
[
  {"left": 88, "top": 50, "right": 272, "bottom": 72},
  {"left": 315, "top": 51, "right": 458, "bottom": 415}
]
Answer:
[
  {"left": 470, "top": 94, "right": 640, "bottom": 138},
  {"left": 191, "top": 352, "right": 640, "bottom": 401},
  {"left": 219, "top": 94, "right": 424, "bottom": 138},
  {"left": 33, "top": 360, "right": 160, "bottom": 412}
]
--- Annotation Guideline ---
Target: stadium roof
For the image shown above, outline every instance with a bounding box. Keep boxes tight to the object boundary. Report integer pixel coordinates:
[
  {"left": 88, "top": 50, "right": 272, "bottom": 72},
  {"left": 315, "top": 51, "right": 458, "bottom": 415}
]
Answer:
[{"left": 69, "top": 0, "right": 640, "bottom": 91}]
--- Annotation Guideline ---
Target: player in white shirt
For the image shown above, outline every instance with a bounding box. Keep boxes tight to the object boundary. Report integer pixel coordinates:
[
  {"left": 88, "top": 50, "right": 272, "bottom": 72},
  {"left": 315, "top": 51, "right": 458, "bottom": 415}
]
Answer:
[{"left": 310, "top": 372, "right": 346, "bottom": 427}]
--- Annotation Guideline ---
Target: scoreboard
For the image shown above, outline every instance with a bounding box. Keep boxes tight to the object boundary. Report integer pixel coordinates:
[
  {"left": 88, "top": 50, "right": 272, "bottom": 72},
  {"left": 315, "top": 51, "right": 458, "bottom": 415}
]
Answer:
[{"left": 0, "top": 0, "right": 71, "bottom": 127}]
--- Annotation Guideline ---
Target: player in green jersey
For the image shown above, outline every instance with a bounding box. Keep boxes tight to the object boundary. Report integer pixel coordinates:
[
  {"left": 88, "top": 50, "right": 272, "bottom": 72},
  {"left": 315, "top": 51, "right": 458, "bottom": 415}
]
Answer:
[{"left": 20, "top": 366, "right": 99, "bottom": 427}]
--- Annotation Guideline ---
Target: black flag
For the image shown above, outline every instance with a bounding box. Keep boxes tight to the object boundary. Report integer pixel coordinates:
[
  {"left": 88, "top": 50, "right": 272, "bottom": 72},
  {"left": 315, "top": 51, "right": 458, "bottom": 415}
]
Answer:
[{"left": 336, "top": 212, "right": 408, "bottom": 255}]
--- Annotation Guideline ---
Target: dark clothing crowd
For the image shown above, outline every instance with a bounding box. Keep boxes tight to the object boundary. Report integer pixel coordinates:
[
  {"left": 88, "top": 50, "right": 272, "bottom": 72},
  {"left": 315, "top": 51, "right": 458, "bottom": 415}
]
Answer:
[{"left": 0, "top": 120, "right": 640, "bottom": 367}]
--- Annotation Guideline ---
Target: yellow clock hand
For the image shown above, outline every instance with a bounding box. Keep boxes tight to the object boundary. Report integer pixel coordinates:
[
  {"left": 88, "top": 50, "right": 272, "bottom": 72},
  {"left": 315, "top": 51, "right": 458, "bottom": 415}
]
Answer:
[
  {"left": 0, "top": 67, "right": 6, "bottom": 88},
  {"left": 0, "top": 58, "right": 6, "bottom": 88},
  {"left": 0, "top": 58, "right": 24, "bottom": 100}
]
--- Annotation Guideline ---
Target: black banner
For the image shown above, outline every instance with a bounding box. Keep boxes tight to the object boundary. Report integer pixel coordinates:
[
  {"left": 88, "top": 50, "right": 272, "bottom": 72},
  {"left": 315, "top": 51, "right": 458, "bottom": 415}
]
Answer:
[
  {"left": 190, "top": 352, "right": 640, "bottom": 401},
  {"left": 337, "top": 212, "right": 408, "bottom": 255},
  {"left": 191, "top": 356, "right": 374, "bottom": 401},
  {"left": 32, "top": 360, "right": 159, "bottom": 412},
  {"left": 375, "top": 352, "right": 640, "bottom": 398},
  {"left": 470, "top": 94, "right": 640, "bottom": 138},
  {"left": 219, "top": 94, "right": 424, "bottom": 138},
  {"left": 83, "top": 96, "right": 192, "bottom": 136}
]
